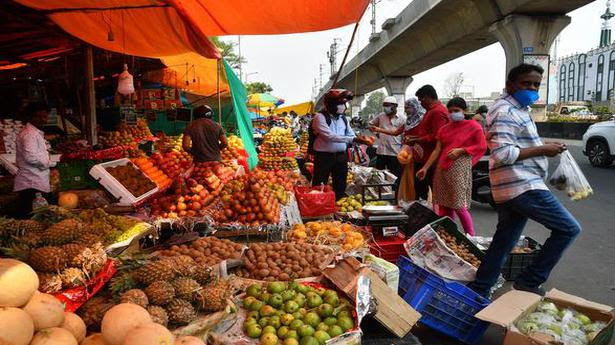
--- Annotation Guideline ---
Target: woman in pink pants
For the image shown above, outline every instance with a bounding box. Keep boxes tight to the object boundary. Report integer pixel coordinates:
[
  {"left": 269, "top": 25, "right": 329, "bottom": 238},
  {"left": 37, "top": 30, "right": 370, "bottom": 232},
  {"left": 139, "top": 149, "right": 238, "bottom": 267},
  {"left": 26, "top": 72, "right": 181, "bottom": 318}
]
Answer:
[{"left": 416, "top": 97, "right": 487, "bottom": 235}]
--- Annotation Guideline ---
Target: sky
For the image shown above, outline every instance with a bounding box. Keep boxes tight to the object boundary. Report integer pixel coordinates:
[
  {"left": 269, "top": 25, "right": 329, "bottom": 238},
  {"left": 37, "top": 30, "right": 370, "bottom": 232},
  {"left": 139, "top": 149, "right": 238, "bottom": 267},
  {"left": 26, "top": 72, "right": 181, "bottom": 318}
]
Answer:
[{"left": 222, "top": 0, "right": 608, "bottom": 106}]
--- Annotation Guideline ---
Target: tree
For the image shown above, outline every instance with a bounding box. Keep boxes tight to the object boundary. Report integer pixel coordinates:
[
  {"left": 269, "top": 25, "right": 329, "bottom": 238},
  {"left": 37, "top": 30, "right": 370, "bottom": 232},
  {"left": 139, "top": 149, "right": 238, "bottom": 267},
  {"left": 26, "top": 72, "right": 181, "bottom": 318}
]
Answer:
[
  {"left": 210, "top": 36, "right": 245, "bottom": 70},
  {"left": 245, "top": 82, "right": 273, "bottom": 94},
  {"left": 444, "top": 72, "right": 464, "bottom": 98},
  {"left": 361, "top": 91, "right": 385, "bottom": 121}
]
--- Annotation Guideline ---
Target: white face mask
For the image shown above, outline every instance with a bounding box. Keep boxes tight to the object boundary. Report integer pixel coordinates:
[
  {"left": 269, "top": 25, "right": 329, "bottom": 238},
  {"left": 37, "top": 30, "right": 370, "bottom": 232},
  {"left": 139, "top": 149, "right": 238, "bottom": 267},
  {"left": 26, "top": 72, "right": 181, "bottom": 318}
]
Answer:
[
  {"left": 383, "top": 106, "right": 396, "bottom": 115},
  {"left": 450, "top": 111, "right": 465, "bottom": 122},
  {"left": 336, "top": 104, "right": 346, "bottom": 115}
]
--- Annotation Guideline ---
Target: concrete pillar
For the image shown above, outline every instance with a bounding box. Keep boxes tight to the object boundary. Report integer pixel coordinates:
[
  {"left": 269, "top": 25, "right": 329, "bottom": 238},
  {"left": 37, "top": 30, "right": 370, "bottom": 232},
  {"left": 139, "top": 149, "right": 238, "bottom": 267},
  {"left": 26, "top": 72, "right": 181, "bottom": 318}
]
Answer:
[
  {"left": 490, "top": 15, "right": 570, "bottom": 74},
  {"left": 351, "top": 94, "right": 365, "bottom": 119},
  {"left": 384, "top": 76, "right": 413, "bottom": 117}
]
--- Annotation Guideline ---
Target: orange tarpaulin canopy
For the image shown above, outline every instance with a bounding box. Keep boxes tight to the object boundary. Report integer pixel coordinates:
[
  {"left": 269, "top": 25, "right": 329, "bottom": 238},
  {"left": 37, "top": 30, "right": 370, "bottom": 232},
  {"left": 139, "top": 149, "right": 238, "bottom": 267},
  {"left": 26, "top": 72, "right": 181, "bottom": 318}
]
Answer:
[
  {"left": 143, "top": 53, "right": 230, "bottom": 97},
  {"left": 15, "top": 0, "right": 221, "bottom": 59},
  {"left": 15, "top": 1, "right": 370, "bottom": 37}
]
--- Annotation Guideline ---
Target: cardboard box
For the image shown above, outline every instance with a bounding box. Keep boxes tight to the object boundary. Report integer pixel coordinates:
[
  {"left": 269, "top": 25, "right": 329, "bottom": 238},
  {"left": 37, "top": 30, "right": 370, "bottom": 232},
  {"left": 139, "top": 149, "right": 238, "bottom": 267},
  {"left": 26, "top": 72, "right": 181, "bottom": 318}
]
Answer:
[
  {"left": 323, "top": 257, "right": 421, "bottom": 338},
  {"left": 475, "top": 289, "right": 614, "bottom": 345}
]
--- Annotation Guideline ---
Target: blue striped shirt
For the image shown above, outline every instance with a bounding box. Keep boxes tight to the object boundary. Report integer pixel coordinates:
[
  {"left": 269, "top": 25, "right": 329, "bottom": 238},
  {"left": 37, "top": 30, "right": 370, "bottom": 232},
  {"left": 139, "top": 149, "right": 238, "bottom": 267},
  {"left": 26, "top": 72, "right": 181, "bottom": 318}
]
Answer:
[{"left": 487, "top": 94, "right": 549, "bottom": 203}]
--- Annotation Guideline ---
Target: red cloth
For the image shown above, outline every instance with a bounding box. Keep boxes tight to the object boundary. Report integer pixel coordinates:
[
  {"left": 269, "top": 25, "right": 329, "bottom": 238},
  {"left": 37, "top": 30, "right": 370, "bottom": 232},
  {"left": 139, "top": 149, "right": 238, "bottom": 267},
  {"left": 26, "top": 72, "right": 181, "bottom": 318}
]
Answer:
[
  {"left": 436, "top": 120, "right": 487, "bottom": 170},
  {"left": 411, "top": 102, "right": 449, "bottom": 163}
]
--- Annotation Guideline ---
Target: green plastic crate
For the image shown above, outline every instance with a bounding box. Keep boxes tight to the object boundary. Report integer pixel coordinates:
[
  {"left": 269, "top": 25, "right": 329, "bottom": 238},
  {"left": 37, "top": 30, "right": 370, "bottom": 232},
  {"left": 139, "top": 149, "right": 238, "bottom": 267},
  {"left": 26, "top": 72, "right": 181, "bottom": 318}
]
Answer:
[
  {"left": 57, "top": 160, "right": 100, "bottom": 191},
  {"left": 429, "top": 217, "right": 485, "bottom": 260}
]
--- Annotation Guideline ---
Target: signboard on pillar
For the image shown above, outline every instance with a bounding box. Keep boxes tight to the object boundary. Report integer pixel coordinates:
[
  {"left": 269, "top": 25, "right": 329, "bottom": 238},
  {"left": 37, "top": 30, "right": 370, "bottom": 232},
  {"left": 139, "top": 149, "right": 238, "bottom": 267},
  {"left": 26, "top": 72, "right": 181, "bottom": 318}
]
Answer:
[{"left": 523, "top": 54, "right": 550, "bottom": 106}]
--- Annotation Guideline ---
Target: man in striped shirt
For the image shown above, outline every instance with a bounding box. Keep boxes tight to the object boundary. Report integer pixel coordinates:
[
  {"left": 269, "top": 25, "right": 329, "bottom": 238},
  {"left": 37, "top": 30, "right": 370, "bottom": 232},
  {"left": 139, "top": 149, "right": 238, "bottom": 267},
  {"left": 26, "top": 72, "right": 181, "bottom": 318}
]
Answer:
[{"left": 468, "top": 64, "right": 581, "bottom": 298}]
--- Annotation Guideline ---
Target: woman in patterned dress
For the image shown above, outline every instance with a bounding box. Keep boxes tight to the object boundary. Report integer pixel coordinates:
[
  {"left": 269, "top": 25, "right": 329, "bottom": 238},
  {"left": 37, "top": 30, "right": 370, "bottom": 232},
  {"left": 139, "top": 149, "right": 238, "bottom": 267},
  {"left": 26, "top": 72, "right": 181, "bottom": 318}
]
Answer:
[{"left": 416, "top": 97, "right": 487, "bottom": 235}]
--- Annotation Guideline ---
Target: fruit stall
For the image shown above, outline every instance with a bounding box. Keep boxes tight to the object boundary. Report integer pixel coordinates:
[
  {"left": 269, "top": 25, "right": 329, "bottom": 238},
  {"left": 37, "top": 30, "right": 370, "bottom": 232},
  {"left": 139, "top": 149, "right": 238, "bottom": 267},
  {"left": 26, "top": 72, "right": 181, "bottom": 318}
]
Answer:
[
  {"left": 0, "top": 3, "right": 612, "bottom": 345},
  {"left": 2, "top": 118, "right": 614, "bottom": 345}
]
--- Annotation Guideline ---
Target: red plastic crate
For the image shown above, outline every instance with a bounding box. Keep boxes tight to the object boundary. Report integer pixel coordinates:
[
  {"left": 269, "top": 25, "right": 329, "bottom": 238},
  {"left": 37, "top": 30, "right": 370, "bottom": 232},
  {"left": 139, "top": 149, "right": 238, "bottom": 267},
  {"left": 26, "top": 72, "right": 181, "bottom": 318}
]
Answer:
[{"left": 368, "top": 233, "right": 406, "bottom": 263}]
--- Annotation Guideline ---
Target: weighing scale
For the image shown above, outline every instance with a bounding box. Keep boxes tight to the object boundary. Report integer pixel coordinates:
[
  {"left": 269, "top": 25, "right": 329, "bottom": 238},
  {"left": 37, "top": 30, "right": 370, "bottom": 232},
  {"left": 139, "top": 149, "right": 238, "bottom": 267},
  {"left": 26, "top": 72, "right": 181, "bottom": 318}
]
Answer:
[{"left": 362, "top": 205, "right": 409, "bottom": 237}]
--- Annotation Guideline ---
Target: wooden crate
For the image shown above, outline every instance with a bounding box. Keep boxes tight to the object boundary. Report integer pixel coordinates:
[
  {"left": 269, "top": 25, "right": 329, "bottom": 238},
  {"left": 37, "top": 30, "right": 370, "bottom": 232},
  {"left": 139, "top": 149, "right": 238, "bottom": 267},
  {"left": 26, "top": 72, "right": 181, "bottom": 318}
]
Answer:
[{"left": 323, "top": 257, "right": 421, "bottom": 338}]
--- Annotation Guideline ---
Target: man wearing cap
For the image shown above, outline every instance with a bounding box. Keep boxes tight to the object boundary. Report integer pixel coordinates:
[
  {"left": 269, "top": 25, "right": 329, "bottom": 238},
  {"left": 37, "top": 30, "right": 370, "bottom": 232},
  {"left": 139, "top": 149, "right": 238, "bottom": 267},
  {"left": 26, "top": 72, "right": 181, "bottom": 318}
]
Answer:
[
  {"left": 182, "top": 105, "right": 228, "bottom": 163},
  {"left": 368, "top": 96, "right": 406, "bottom": 178},
  {"left": 311, "top": 89, "right": 371, "bottom": 199}
]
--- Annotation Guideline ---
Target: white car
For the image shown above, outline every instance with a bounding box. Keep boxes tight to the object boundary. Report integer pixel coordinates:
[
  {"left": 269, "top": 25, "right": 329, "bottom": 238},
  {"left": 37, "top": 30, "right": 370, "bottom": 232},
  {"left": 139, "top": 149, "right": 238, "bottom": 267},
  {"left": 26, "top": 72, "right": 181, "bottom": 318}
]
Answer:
[{"left": 582, "top": 118, "right": 615, "bottom": 167}]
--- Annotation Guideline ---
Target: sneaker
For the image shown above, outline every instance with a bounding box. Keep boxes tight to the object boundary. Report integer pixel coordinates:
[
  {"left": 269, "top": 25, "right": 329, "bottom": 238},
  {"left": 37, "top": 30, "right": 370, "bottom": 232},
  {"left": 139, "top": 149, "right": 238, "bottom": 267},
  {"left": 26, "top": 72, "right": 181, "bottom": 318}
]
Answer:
[{"left": 513, "top": 282, "right": 545, "bottom": 296}]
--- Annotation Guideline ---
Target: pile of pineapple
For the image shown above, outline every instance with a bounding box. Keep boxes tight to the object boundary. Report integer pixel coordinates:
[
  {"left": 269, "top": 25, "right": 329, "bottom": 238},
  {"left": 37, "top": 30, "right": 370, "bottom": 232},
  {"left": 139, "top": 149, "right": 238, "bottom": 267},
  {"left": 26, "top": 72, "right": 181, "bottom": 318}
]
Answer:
[
  {"left": 0, "top": 218, "right": 108, "bottom": 294},
  {"left": 84, "top": 254, "right": 234, "bottom": 330}
]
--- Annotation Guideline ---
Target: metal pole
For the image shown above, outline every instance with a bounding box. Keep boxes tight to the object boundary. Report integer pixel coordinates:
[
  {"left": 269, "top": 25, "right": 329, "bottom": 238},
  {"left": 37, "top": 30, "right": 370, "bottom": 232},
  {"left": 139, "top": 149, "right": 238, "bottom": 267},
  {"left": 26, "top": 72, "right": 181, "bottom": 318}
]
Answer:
[
  {"left": 84, "top": 45, "right": 97, "bottom": 145},
  {"left": 217, "top": 59, "right": 222, "bottom": 124},
  {"left": 238, "top": 35, "right": 242, "bottom": 82}
]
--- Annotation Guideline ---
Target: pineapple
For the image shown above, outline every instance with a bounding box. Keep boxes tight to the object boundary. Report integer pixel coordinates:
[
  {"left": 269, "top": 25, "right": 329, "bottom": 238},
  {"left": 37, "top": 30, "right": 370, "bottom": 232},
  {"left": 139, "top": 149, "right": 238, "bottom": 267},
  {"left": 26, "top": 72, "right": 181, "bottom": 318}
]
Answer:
[
  {"left": 79, "top": 296, "right": 113, "bottom": 331},
  {"left": 120, "top": 289, "right": 149, "bottom": 308},
  {"left": 147, "top": 305, "right": 169, "bottom": 327},
  {"left": 5, "top": 219, "right": 47, "bottom": 235},
  {"left": 78, "top": 233, "right": 103, "bottom": 246},
  {"left": 42, "top": 219, "right": 85, "bottom": 245},
  {"left": 134, "top": 259, "right": 176, "bottom": 285},
  {"left": 62, "top": 243, "right": 87, "bottom": 267},
  {"left": 80, "top": 243, "right": 108, "bottom": 276},
  {"left": 60, "top": 267, "right": 87, "bottom": 288},
  {"left": 37, "top": 272, "right": 63, "bottom": 294},
  {"left": 195, "top": 279, "right": 232, "bottom": 312},
  {"left": 165, "top": 299, "right": 196, "bottom": 325},
  {"left": 19, "top": 232, "right": 42, "bottom": 248},
  {"left": 192, "top": 263, "right": 212, "bottom": 285},
  {"left": 28, "top": 246, "right": 67, "bottom": 272},
  {"left": 165, "top": 255, "right": 198, "bottom": 277},
  {"left": 144, "top": 281, "right": 176, "bottom": 306},
  {"left": 171, "top": 277, "right": 201, "bottom": 302}
]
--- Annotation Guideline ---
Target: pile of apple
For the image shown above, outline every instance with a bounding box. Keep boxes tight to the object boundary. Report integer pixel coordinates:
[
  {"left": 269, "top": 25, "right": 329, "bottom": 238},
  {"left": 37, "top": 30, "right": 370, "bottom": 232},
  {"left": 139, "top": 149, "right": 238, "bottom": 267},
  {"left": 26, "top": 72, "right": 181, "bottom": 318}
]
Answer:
[
  {"left": 259, "top": 127, "right": 299, "bottom": 171},
  {"left": 221, "top": 135, "right": 246, "bottom": 161},
  {"left": 119, "top": 119, "right": 152, "bottom": 140},
  {"left": 98, "top": 131, "right": 136, "bottom": 148},
  {"left": 241, "top": 281, "right": 355, "bottom": 345},
  {"left": 191, "top": 161, "right": 235, "bottom": 190},
  {"left": 150, "top": 151, "right": 193, "bottom": 178},
  {"left": 155, "top": 133, "right": 183, "bottom": 152},
  {"left": 150, "top": 178, "right": 220, "bottom": 218},
  {"left": 212, "top": 174, "right": 281, "bottom": 226},
  {"left": 298, "top": 132, "right": 308, "bottom": 158}
]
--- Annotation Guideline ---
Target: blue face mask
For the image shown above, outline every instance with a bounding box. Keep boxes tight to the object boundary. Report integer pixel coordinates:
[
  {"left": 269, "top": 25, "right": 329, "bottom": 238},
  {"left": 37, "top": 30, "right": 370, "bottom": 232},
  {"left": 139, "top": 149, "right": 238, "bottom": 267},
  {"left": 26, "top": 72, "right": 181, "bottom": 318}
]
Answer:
[{"left": 513, "top": 89, "right": 539, "bottom": 107}]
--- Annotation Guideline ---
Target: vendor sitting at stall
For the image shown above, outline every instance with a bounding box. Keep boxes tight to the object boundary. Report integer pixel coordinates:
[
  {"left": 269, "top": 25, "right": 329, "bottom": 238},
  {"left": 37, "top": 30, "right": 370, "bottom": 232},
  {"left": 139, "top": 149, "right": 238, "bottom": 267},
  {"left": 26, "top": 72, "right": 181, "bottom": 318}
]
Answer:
[
  {"left": 182, "top": 105, "right": 228, "bottom": 163},
  {"left": 14, "top": 102, "right": 51, "bottom": 218}
]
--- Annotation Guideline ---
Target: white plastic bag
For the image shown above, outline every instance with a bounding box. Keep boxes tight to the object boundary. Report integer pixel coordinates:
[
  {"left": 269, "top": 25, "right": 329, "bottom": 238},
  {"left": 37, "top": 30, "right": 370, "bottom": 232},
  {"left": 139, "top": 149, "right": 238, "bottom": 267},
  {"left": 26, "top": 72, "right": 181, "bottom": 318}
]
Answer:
[{"left": 549, "top": 150, "right": 593, "bottom": 201}]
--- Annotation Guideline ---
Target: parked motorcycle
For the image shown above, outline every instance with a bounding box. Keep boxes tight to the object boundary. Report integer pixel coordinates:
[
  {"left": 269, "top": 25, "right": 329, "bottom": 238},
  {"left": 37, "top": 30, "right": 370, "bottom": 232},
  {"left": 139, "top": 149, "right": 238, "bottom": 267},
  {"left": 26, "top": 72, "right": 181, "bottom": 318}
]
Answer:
[{"left": 472, "top": 155, "right": 496, "bottom": 209}]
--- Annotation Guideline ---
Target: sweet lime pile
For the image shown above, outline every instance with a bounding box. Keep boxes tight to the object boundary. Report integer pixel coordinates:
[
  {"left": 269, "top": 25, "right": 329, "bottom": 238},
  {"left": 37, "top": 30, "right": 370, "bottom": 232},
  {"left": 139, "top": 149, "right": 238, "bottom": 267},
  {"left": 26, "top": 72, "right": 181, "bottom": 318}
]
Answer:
[{"left": 242, "top": 281, "right": 355, "bottom": 345}]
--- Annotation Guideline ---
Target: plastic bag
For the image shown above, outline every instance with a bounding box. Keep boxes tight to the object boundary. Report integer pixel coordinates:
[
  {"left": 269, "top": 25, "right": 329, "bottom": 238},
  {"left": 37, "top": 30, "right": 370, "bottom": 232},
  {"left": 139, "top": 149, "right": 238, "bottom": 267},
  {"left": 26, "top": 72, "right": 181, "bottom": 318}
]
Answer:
[
  {"left": 351, "top": 143, "right": 370, "bottom": 166},
  {"left": 294, "top": 185, "right": 336, "bottom": 217},
  {"left": 550, "top": 150, "right": 593, "bottom": 201}
]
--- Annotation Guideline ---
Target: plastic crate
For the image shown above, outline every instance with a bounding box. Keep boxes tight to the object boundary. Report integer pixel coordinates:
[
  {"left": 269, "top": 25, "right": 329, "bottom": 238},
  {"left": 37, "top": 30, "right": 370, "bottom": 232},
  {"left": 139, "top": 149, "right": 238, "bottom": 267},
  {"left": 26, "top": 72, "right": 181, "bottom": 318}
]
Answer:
[
  {"left": 89, "top": 158, "right": 158, "bottom": 206},
  {"left": 404, "top": 202, "right": 440, "bottom": 236},
  {"left": 368, "top": 233, "right": 406, "bottom": 263},
  {"left": 501, "top": 237, "right": 541, "bottom": 281},
  {"left": 397, "top": 256, "right": 490, "bottom": 344},
  {"left": 57, "top": 160, "right": 100, "bottom": 191},
  {"left": 430, "top": 217, "right": 485, "bottom": 260}
]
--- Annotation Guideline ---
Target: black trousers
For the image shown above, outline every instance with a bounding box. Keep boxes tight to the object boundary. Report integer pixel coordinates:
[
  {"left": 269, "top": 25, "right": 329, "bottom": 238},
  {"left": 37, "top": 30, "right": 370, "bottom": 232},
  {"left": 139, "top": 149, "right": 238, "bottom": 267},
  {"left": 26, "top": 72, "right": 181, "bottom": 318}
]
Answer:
[
  {"left": 376, "top": 154, "right": 402, "bottom": 178},
  {"left": 414, "top": 161, "right": 433, "bottom": 201},
  {"left": 16, "top": 188, "right": 48, "bottom": 219},
  {"left": 312, "top": 151, "right": 348, "bottom": 200}
]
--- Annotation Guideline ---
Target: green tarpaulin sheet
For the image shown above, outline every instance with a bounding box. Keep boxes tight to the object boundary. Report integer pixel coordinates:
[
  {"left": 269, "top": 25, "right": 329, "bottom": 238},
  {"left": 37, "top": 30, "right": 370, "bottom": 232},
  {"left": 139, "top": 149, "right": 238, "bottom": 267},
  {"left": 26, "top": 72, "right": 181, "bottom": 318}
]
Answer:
[{"left": 223, "top": 59, "right": 258, "bottom": 169}]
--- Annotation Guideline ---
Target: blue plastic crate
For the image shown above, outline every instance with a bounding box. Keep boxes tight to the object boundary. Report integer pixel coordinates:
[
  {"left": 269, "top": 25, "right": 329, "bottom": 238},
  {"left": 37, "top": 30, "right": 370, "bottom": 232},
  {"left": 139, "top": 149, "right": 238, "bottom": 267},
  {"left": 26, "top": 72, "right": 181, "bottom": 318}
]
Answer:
[{"left": 397, "top": 256, "right": 490, "bottom": 345}]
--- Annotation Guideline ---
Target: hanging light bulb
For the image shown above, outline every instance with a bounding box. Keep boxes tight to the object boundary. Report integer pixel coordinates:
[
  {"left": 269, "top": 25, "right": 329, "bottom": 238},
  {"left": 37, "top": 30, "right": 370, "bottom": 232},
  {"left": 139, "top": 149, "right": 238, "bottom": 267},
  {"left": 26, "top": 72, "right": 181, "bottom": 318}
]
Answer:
[{"left": 117, "top": 63, "right": 135, "bottom": 95}]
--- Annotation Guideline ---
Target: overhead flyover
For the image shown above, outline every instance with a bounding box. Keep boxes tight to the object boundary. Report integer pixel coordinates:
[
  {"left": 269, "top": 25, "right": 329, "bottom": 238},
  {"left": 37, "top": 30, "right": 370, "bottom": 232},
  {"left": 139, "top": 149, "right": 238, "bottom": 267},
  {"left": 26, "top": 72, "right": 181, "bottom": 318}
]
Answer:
[{"left": 317, "top": 0, "right": 595, "bottom": 111}]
